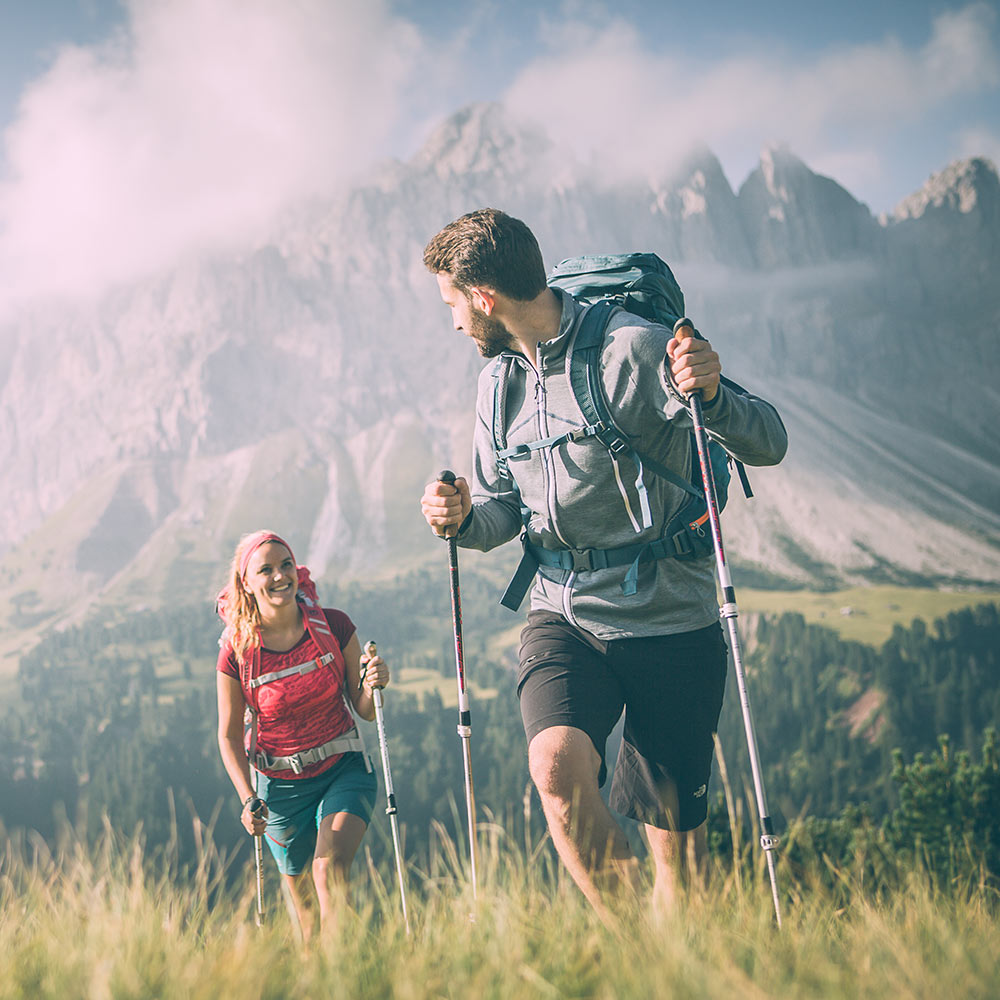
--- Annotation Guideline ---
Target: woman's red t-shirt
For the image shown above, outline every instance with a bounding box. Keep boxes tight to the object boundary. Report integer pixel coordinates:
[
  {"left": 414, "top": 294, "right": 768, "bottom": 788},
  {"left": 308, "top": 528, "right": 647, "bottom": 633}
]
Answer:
[{"left": 217, "top": 608, "right": 357, "bottom": 779}]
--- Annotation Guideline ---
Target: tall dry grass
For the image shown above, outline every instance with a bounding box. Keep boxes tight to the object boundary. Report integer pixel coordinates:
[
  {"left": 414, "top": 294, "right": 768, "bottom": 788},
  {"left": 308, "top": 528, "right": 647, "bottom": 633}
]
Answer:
[{"left": 1, "top": 811, "right": 998, "bottom": 1000}]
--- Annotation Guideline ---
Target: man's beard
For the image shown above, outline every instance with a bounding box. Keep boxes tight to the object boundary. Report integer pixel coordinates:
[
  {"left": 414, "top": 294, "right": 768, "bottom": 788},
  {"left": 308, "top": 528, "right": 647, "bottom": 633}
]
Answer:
[{"left": 467, "top": 310, "right": 515, "bottom": 358}]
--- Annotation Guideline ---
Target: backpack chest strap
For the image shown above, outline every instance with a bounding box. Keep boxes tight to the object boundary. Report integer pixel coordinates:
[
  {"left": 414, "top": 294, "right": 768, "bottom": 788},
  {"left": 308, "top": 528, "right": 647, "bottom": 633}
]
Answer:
[
  {"left": 497, "top": 423, "right": 605, "bottom": 461},
  {"left": 247, "top": 651, "right": 336, "bottom": 690}
]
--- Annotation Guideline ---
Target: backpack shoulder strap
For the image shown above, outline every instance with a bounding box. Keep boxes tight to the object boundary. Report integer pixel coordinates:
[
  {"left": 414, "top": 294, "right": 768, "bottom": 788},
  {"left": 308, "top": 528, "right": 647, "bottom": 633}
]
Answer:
[
  {"left": 567, "top": 301, "right": 625, "bottom": 456},
  {"left": 569, "top": 302, "right": 703, "bottom": 502},
  {"left": 490, "top": 354, "right": 517, "bottom": 481},
  {"left": 296, "top": 592, "right": 374, "bottom": 770}
]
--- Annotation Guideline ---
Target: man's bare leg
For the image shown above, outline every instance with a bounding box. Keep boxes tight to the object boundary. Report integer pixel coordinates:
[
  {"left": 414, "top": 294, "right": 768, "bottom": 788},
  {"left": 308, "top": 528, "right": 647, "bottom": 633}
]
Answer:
[
  {"left": 645, "top": 821, "right": 708, "bottom": 919},
  {"left": 528, "top": 726, "right": 639, "bottom": 920}
]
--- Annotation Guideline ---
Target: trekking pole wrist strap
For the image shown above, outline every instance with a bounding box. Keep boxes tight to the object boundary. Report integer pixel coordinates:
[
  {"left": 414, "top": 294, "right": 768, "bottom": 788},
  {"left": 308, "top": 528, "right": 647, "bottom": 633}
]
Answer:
[{"left": 243, "top": 794, "right": 256, "bottom": 809}]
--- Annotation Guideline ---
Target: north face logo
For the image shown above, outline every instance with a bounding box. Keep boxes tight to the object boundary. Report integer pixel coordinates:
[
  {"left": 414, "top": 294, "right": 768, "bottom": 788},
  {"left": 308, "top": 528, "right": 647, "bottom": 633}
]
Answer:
[{"left": 693, "top": 784, "right": 707, "bottom": 798}]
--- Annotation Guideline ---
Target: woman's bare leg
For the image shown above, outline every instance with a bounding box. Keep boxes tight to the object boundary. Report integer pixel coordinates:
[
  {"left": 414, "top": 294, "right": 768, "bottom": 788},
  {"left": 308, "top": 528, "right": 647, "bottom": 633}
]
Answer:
[
  {"left": 312, "top": 812, "right": 368, "bottom": 935},
  {"left": 280, "top": 871, "right": 314, "bottom": 946}
]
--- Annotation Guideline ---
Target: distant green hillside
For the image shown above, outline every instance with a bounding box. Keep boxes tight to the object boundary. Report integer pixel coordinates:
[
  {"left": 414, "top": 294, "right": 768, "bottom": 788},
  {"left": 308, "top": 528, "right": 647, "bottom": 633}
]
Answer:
[
  {"left": 737, "top": 585, "right": 1000, "bottom": 645},
  {"left": 3, "top": 552, "right": 998, "bottom": 881}
]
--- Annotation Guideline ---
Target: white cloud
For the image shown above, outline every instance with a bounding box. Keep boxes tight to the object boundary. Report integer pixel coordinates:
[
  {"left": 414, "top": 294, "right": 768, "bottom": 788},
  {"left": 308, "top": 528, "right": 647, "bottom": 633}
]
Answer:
[
  {"left": 1, "top": 0, "right": 998, "bottom": 313},
  {"left": 0, "top": 0, "right": 428, "bottom": 309},
  {"left": 502, "top": 2, "right": 1000, "bottom": 194}
]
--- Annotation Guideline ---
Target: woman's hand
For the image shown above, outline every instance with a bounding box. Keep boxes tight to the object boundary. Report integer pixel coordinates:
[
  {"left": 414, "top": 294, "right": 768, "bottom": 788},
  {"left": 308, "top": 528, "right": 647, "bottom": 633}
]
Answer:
[
  {"left": 360, "top": 644, "right": 390, "bottom": 694},
  {"left": 241, "top": 795, "right": 268, "bottom": 836}
]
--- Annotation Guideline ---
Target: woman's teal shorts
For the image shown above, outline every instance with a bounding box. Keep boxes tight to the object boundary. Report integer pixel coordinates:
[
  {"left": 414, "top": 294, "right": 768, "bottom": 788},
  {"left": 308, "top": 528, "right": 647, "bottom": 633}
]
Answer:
[{"left": 257, "top": 752, "right": 377, "bottom": 875}]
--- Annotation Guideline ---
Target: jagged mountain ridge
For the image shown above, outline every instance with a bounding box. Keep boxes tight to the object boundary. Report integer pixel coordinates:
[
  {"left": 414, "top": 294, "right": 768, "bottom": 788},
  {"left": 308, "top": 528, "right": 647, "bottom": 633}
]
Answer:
[{"left": 1, "top": 102, "right": 998, "bottom": 654}]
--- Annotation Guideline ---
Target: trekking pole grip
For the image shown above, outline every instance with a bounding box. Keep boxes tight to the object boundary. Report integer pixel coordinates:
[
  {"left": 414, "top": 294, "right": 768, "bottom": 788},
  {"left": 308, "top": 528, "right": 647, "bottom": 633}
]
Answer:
[
  {"left": 362, "top": 640, "right": 385, "bottom": 692},
  {"left": 438, "top": 470, "right": 459, "bottom": 541},
  {"left": 672, "top": 316, "right": 704, "bottom": 394},
  {"left": 672, "top": 316, "right": 698, "bottom": 338},
  {"left": 670, "top": 316, "right": 707, "bottom": 409}
]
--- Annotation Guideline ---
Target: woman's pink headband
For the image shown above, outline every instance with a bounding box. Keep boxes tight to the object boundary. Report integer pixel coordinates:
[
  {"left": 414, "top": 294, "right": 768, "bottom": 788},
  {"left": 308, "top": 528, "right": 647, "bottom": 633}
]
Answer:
[{"left": 239, "top": 531, "right": 295, "bottom": 580}]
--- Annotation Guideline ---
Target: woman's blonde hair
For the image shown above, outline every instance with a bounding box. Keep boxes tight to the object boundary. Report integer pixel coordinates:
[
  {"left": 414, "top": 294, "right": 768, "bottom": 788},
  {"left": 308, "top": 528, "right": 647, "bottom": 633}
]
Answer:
[{"left": 220, "top": 530, "right": 294, "bottom": 665}]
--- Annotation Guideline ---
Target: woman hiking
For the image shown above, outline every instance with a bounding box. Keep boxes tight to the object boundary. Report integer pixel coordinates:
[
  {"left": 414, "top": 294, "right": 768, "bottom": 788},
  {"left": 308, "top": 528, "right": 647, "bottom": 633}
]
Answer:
[{"left": 216, "top": 530, "right": 389, "bottom": 941}]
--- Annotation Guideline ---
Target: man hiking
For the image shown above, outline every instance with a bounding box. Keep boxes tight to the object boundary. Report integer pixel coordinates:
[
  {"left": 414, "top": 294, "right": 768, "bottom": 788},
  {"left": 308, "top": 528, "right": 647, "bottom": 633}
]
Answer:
[{"left": 419, "top": 208, "right": 787, "bottom": 919}]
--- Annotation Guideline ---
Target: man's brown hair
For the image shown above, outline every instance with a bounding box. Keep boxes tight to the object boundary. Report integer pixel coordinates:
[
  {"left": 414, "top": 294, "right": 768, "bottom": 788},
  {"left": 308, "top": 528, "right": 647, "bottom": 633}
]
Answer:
[{"left": 423, "top": 208, "right": 546, "bottom": 301}]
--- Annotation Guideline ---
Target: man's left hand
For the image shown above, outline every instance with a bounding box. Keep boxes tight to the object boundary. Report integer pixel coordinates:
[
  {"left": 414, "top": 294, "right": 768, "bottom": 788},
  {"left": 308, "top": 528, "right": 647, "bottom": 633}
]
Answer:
[{"left": 667, "top": 329, "right": 721, "bottom": 402}]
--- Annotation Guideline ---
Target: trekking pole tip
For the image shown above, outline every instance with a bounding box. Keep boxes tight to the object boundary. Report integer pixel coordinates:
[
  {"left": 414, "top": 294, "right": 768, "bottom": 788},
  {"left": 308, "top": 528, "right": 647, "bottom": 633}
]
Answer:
[{"left": 438, "top": 469, "right": 456, "bottom": 484}]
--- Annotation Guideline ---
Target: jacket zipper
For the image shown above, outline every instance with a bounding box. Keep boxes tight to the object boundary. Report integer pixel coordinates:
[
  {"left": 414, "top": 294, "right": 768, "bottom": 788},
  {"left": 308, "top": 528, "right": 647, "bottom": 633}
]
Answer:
[
  {"left": 535, "top": 345, "right": 578, "bottom": 625},
  {"left": 535, "top": 350, "right": 570, "bottom": 549}
]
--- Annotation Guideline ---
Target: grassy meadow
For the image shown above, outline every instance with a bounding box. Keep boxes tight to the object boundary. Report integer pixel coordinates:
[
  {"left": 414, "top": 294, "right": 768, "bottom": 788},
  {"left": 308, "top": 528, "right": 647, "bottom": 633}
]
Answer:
[
  {"left": 735, "top": 585, "right": 1000, "bottom": 646},
  {"left": 2, "top": 818, "right": 997, "bottom": 1000},
  {"left": 2, "top": 586, "right": 997, "bottom": 996}
]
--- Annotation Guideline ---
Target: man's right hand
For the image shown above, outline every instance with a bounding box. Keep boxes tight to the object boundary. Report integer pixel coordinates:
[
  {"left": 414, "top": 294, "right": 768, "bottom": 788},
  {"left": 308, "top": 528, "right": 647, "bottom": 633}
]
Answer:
[{"left": 421, "top": 475, "right": 472, "bottom": 537}]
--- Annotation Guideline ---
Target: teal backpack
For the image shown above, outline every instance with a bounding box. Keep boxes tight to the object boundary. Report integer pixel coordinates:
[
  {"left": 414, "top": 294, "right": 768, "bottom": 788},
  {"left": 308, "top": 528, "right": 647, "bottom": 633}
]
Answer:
[{"left": 492, "top": 252, "right": 752, "bottom": 611}]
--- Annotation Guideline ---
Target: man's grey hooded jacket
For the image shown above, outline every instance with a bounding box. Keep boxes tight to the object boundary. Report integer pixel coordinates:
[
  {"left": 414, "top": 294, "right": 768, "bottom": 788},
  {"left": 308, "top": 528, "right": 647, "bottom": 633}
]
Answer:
[{"left": 456, "top": 290, "right": 788, "bottom": 640}]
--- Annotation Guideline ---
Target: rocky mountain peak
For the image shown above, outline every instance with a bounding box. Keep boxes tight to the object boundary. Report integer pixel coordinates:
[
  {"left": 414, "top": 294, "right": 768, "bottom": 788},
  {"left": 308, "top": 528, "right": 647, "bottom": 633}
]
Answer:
[
  {"left": 737, "top": 144, "right": 879, "bottom": 267},
  {"left": 0, "top": 106, "right": 998, "bottom": 654},
  {"left": 884, "top": 156, "right": 999, "bottom": 294},
  {"left": 646, "top": 145, "right": 752, "bottom": 266},
  {"left": 891, "top": 157, "right": 999, "bottom": 222},
  {"left": 410, "top": 102, "right": 552, "bottom": 179},
  {"left": 669, "top": 145, "right": 735, "bottom": 208},
  {"left": 756, "top": 143, "right": 811, "bottom": 207}
]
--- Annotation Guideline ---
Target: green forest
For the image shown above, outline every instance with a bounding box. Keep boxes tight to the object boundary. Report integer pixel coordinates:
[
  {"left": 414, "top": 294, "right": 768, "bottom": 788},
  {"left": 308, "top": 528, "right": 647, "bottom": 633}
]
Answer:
[{"left": 2, "top": 568, "right": 998, "bottom": 890}]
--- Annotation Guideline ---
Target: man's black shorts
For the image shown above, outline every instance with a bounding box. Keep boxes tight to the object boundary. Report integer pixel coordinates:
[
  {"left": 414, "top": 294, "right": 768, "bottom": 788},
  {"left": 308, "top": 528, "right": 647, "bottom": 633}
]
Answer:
[{"left": 517, "top": 611, "right": 728, "bottom": 831}]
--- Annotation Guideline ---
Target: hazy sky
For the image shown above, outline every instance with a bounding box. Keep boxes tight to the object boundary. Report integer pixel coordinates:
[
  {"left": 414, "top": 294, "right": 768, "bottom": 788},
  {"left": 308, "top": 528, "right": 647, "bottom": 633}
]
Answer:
[{"left": 1, "top": 0, "right": 998, "bottom": 309}]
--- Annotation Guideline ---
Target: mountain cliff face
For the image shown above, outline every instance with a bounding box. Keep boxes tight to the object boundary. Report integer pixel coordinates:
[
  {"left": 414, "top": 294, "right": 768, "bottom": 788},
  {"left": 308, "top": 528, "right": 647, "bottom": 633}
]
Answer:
[
  {"left": 1, "top": 102, "right": 998, "bottom": 654},
  {"left": 737, "top": 145, "right": 882, "bottom": 267}
]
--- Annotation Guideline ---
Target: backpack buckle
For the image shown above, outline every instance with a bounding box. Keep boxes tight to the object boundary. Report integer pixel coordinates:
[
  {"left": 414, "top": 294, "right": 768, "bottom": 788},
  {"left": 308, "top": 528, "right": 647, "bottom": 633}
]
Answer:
[
  {"left": 670, "top": 528, "right": 694, "bottom": 557},
  {"left": 568, "top": 424, "right": 601, "bottom": 443},
  {"left": 570, "top": 549, "right": 595, "bottom": 572},
  {"left": 289, "top": 753, "right": 304, "bottom": 775}
]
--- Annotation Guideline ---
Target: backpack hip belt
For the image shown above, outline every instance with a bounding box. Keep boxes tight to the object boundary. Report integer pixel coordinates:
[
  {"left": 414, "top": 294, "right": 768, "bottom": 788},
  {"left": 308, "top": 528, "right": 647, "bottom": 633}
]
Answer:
[{"left": 254, "top": 727, "right": 369, "bottom": 775}]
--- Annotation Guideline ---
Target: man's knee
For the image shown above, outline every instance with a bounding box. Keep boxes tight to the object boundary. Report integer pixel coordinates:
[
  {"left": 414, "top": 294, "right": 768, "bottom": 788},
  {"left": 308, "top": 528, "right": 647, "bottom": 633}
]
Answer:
[
  {"left": 528, "top": 726, "right": 599, "bottom": 802},
  {"left": 646, "top": 822, "right": 707, "bottom": 869}
]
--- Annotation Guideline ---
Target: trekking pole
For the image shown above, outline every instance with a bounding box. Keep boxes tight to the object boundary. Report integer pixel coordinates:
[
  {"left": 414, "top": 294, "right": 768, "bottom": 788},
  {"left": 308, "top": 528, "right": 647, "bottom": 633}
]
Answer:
[
  {"left": 672, "top": 318, "right": 782, "bottom": 928},
  {"left": 438, "top": 470, "right": 479, "bottom": 898},
  {"left": 249, "top": 792, "right": 266, "bottom": 926},
  {"left": 362, "top": 640, "right": 411, "bottom": 935}
]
